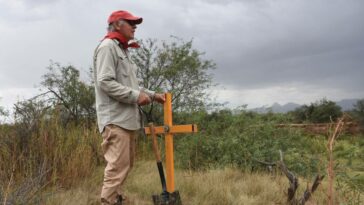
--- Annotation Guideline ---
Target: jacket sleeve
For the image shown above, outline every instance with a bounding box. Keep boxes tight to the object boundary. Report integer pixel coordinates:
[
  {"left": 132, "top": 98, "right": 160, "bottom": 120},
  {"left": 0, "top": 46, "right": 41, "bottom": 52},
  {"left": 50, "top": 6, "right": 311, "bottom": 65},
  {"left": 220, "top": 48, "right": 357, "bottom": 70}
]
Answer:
[
  {"left": 95, "top": 46, "right": 140, "bottom": 104},
  {"left": 139, "top": 87, "right": 155, "bottom": 98}
]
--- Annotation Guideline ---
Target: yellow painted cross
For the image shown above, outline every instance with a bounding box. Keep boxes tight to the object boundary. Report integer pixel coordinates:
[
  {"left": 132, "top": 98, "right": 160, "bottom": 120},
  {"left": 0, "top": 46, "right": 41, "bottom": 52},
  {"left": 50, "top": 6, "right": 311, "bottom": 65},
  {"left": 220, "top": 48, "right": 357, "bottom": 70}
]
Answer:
[{"left": 144, "top": 93, "right": 198, "bottom": 193}]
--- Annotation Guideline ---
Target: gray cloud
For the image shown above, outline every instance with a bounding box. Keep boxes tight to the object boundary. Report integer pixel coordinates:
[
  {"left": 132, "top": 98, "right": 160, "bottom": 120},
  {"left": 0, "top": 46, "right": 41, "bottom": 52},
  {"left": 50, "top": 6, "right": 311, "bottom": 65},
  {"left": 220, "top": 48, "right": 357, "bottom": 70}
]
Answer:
[
  {"left": 0, "top": 0, "right": 363, "bottom": 110},
  {"left": 198, "top": 0, "right": 364, "bottom": 91},
  {"left": 0, "top": 0, "right": 61, "bottom": 24}
]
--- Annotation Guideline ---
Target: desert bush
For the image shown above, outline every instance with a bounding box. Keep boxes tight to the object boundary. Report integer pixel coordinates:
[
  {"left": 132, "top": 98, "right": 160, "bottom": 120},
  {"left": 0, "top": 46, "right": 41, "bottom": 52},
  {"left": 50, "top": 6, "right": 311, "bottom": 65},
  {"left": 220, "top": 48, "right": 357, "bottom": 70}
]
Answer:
[{"left": 169, "top": 109, "right": 327, "bottom": 177}]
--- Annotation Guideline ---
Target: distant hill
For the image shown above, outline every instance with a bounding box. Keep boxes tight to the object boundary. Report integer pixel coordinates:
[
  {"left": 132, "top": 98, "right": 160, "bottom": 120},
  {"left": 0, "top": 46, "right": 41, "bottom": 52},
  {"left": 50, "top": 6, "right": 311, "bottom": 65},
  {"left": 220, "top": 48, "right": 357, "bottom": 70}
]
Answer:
[
  {"left": 336, "top": 99, "right": 360, "bottom": 111},
  {"left": 250, "top": 102, "right": 300, "bottom": 113},
  {"left": 250, "top": 98, "right": 360, "bottom": 113}
]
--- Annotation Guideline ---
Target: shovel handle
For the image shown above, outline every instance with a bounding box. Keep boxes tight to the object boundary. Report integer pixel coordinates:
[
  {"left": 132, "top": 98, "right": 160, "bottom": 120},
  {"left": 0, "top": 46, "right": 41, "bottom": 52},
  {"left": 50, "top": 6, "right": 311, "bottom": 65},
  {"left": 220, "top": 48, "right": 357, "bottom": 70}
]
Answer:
[{"left": 149, "top": 123, "right": 161, "bottom": 162}]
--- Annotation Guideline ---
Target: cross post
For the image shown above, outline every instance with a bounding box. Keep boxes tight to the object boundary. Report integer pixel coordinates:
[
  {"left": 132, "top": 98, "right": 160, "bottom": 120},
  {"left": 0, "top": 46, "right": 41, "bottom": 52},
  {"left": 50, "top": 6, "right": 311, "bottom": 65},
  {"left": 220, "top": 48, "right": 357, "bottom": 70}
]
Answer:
[{"left": 144, "top": 93, "right": 198, "bottom": 193}]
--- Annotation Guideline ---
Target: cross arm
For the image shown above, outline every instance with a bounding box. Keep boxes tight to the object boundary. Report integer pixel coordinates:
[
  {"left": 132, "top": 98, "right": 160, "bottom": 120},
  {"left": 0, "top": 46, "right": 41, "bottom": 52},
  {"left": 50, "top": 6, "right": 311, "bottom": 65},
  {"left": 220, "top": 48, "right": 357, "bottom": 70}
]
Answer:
[{"left": 144, "top": 124, "right": 198, "bottom": 135}]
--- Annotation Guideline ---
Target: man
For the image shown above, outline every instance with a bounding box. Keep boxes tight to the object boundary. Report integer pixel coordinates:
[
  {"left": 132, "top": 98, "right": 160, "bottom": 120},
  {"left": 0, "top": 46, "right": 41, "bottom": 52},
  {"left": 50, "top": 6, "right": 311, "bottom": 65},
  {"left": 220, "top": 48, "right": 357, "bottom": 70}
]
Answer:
[{"left": 93, "top": 10, "right": 165, "bottom": 205}]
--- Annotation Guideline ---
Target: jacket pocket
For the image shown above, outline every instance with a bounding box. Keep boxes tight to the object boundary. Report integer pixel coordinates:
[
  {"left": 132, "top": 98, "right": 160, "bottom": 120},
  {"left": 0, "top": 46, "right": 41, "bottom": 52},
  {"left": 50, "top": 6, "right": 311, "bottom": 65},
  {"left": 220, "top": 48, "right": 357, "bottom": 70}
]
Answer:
[{"left": 116, "top": 49, "right": 130, "bottom": 77}]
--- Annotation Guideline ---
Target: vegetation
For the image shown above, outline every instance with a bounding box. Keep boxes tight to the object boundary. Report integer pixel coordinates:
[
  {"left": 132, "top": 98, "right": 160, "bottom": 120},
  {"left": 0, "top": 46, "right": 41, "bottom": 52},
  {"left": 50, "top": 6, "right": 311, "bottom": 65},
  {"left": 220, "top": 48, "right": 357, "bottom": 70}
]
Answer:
[
  {"left": 0, "top": 38, "right": 363, "bottom": 204},
  {"left": 352, "top": 99, "right": 364, "bottom": 128},
  {"left": 132, "top": 38, "right": 216, "bottom": 112},
  {"left": 289, "top": 98, "right": 343, "bottom": 123},
  {"left": 1, "top": 108, "right": 363, "bottom": 204},
  {"left": 174, "top": 109, "right": 326, "bottom": 175},
  {"left": 0, "top": 102, "right": 7, "bottom": 117},
  {"left": 41, "top": 62, "right": 95, "bottom": 125},
  {"left": 0, "top": 114, "right": 102, "bottom": 204},
  {"left": 132, "top": 38, "right": 216, "bottom": 122}
]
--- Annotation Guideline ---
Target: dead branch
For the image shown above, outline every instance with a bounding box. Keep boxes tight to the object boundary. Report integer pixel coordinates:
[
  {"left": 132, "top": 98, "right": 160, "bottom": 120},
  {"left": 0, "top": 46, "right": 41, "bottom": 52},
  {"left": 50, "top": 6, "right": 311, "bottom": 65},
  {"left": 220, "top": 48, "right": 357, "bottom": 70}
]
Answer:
[
  {"left": 2, "top": 160, "right": 51, "bottom": 205},
  {"left": 3, "top": 160, "right": 16, "bottom": 205},
  {"left": 252, "top": 158, "right": 277, "bottom": 167},
  {"left": 278, "top": 150, "right": 324, "bottom": 205},
  {"left": 278, "top": 150, "right": 299, "bottom": 203},
  {"left": 252, "top": 157, "right": 277, "bottom": 173},
  {"left": 327, "top": 116, "right": 346, "bottom": 205},
  {"left": 299, "top": 175, "right": 325, "bottom": 204}
]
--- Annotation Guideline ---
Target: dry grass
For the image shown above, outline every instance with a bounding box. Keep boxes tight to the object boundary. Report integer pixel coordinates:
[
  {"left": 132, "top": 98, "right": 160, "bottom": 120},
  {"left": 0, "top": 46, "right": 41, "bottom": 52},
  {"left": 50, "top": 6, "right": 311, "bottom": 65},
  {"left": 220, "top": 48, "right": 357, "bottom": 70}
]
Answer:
[
  {"left": 42, "top": 161, "right": 331, "bottom": 205},
  {"left": 0, "top": 122, "right": 103, "bottom": 204}
]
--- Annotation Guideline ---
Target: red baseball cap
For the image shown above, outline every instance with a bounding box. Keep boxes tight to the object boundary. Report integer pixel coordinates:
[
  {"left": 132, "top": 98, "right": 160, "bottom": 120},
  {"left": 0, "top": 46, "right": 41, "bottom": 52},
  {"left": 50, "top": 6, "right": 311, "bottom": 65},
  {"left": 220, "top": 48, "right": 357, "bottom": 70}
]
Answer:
[{"left": 107, "top": 10, "right": 143, "bottom": 25}]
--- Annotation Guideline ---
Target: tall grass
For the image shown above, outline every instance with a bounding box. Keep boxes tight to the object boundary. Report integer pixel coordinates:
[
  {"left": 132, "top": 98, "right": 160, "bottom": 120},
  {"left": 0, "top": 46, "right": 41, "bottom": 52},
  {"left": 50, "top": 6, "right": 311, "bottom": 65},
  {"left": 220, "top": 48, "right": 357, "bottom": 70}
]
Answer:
[{"left": 0, "top": 115, "right": 103, "bottom": 204}]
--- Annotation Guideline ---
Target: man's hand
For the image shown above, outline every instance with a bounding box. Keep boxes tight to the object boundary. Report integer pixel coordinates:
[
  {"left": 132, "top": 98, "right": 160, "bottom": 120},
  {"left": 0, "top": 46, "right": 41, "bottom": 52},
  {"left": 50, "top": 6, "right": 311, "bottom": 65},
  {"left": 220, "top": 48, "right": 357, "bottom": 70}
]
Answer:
[
  {"left": 153, "top": 93, "right": 166, "bottom": 104},
  {"left": 137, "top": 92, "right": 151, "bottom": 106}
]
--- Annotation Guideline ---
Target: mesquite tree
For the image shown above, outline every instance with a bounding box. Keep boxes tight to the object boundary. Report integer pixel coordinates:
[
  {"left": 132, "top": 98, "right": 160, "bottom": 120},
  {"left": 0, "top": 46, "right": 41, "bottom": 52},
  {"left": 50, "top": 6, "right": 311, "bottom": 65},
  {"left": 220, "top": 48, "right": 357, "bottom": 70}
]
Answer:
[
  {"left": 40, "top": 62, "right": 95, "bottom": 125},
  {"left": 131, "top": 38, "right": 216, "bottom": 122}
]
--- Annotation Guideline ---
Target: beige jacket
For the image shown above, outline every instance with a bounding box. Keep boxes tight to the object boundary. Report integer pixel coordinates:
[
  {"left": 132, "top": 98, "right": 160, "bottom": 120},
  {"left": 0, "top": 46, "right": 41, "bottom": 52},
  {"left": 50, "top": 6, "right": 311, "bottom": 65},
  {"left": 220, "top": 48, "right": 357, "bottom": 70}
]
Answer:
[{"left": 93, "top": 39, "right": 154, "bottom": 133}]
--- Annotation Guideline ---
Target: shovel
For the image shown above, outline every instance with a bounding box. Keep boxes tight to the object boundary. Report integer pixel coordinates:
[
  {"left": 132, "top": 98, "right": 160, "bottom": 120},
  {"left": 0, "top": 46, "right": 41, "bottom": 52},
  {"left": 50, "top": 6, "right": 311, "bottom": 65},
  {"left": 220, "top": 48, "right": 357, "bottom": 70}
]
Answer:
[{"left": 149, "top": 123, "right": 182, "bottom": 205}]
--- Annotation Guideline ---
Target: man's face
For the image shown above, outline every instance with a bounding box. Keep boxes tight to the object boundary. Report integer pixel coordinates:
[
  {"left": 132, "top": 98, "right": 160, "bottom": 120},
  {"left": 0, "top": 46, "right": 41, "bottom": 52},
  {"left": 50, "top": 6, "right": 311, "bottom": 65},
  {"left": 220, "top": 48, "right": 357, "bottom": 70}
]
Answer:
[{"left": 115, "top": 20, "right": 137, "bottom": 41}]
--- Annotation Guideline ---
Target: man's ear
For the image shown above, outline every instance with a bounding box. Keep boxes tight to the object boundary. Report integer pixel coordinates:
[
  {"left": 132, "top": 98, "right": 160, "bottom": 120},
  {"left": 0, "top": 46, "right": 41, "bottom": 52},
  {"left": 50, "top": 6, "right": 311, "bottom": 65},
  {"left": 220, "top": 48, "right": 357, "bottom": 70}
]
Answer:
[{"left": 113, "top": 21, "right": 122, "bottom": 31}]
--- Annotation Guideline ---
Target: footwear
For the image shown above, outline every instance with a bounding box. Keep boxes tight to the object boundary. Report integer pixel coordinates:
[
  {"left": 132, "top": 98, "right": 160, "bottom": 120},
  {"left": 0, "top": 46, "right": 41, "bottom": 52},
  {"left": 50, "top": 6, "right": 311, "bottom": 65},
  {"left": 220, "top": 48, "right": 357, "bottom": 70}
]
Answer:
[
  {"left": 101, "top": 198, "right": 112, "bottom": 205},
  {"left": 115, "top": 195, "right": 123, "bottom": 205},
  {"left": 101, "top": 195, "right": 126, "bottom": 205}
]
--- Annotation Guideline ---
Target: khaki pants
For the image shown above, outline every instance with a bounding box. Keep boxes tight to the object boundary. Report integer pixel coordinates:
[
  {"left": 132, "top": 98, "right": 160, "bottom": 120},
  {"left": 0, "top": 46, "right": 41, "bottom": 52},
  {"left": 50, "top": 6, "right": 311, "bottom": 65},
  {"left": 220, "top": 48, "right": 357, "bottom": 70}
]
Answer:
[{"left": 100, "top": 124, "right": 136, "bottom": 204}]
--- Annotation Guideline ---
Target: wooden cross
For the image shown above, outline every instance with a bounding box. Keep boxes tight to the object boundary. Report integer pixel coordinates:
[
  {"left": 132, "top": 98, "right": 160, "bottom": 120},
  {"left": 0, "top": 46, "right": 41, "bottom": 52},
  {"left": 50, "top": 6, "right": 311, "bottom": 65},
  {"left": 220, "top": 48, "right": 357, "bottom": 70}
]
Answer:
[{"left": 144, "top": 93, "right": 198, "bottom": 193}]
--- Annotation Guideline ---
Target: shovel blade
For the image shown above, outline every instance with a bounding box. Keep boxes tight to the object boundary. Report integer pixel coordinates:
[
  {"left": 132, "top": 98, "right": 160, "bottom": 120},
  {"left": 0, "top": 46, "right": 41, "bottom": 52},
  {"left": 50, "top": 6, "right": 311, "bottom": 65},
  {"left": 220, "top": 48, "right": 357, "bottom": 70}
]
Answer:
[{"left": 152, "top": 191, "right": 182, "bottom": 205}]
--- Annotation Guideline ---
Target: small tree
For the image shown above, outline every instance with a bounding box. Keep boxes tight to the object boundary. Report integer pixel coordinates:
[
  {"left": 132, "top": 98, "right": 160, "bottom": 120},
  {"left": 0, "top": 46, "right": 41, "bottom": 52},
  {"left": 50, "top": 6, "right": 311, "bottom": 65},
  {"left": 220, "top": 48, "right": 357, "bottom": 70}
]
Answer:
[
  {"left": 352, "top": 99, "right": 364, "bottom": 128},
  {"left": 0, "top": 99, "right": 9, "bottom": 124},
  {"left": 310, "top": 99, "right": 342, "bottom": 123},
  {"left": 290, "top": 98, "right": 342, "bottom": 123},
  {"left": 41, "top": 62, "right": 95, "bottom": 125},
  {"left": 13, "top": 99, "right": 49, "bottom": 131},
  {"left": 0, "top": 107, "right": 6, "bottom": 117},
  {"left": 131, "top": 37, "right": 216, "bottom": 121},
  {"left": 289, "top": 105, "right": 311, "bottom": 123}
]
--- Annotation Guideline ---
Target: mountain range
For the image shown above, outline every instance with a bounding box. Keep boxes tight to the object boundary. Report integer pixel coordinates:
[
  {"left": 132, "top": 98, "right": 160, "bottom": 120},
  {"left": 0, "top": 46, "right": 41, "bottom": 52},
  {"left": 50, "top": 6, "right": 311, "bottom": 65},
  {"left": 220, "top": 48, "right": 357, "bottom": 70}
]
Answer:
[{"left": 250, "top": 98, "right": 361, "bottom": 113}]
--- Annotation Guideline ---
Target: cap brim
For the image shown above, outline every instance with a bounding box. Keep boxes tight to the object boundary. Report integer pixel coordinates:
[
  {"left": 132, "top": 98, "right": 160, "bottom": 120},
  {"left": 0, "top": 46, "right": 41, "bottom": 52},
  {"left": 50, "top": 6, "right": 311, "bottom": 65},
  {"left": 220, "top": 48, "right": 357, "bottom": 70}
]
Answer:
[{"left": 126, "top": 17, "right": 143, "bottom": 24}]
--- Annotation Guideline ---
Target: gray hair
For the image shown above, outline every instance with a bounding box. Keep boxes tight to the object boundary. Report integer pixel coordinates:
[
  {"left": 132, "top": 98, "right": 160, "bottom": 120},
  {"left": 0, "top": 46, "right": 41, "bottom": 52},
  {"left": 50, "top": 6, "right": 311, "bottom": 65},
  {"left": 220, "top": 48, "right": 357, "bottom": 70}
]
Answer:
[{"left": 107, "top": 19, "right": 127, "bottom": 32}]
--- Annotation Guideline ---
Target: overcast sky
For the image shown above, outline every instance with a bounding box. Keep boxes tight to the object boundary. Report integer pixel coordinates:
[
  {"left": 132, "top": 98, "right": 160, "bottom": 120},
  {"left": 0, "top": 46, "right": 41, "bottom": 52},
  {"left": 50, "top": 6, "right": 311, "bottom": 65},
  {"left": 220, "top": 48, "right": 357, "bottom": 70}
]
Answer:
[{"left": 0, "top": 0, "right": 363, "bottom": 117}]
